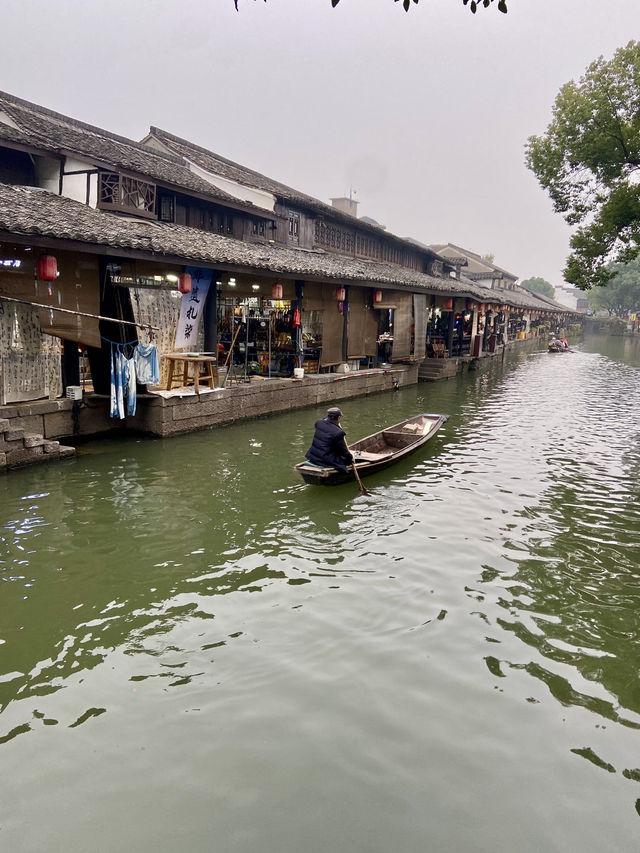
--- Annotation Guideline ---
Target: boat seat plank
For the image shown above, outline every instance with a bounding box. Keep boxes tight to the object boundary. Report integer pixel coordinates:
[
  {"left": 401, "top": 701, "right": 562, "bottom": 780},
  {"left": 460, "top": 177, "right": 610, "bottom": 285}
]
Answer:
[{"left": 353, "top": 450, "right": 393, "bottom": 462}]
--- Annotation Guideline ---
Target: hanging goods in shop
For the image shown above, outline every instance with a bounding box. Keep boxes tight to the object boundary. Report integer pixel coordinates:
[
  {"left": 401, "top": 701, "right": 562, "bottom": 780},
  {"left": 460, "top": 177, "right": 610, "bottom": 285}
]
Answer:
[
  {"left": 335, "top": 286, "right": 346, "bottom": 302},
  {"left": 271, "top": 283, "right": 283, "bottom": 300},
  {"left": 178, "top": 273, "right": 192, "bottom": 294},
  {"left": 37, "top": 255, "right": 58, "bottom": 281}
]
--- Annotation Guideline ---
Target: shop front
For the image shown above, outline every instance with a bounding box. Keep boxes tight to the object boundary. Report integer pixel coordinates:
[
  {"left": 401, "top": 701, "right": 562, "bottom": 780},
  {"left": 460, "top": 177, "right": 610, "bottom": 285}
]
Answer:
[
  {"left": 215, "top": 274, "right": 303, "bottom": 379},
  {"left": 300, "top": 282, "right": 378, "bottom": 372},
  {"left": 372, "top": 290, "right": 426, "bottom": 365},
  {"left": 0, "top": 243, "right": 103, "bottom": 403}
]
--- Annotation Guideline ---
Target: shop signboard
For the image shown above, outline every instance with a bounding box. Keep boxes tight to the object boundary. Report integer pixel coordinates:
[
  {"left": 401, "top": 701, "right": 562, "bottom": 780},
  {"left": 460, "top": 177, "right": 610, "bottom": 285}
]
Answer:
[{"left": 174, "top": 267, "right": 211, "bottom": 349}]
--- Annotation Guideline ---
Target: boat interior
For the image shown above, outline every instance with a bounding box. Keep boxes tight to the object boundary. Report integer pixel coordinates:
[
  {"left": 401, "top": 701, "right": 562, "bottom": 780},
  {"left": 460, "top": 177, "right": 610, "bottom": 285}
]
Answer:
[{"left": 352, "top": 417, "right": 436, "bottom": 457}]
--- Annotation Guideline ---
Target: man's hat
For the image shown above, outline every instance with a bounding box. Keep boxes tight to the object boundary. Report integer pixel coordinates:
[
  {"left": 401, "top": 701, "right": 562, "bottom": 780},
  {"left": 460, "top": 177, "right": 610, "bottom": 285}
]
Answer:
[{"left": 327, "top": 407, "right": 343, "bottom": 419}]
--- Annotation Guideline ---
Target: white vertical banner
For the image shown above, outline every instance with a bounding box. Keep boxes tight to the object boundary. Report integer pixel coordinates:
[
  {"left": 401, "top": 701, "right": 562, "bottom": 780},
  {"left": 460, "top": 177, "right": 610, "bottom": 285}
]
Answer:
[{"left": 174, "top": 267, "right": 211, "bottom": 350}]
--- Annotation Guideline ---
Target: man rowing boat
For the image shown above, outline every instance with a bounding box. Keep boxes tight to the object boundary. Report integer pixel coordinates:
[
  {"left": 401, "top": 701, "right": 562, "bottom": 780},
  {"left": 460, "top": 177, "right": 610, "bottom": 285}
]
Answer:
[{"left": 305, "top": 407, "right": 354, "bottom": 472}]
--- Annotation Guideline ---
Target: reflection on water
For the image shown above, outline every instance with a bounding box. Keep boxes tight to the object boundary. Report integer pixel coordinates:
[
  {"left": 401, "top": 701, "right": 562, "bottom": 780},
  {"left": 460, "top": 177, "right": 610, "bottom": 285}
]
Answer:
[{"left": 1, "top": 337, "right": 640, "bottom": 851}]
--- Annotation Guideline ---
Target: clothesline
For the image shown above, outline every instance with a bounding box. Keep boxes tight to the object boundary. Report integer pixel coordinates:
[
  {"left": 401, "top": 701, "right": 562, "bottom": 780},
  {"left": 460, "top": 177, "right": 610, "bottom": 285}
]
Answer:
[
  {"left": 101, "top": 335, "right": 140, "bottom": 347},
  {"left": 0, "top": 294, "right": 160, "bottom": 331}
]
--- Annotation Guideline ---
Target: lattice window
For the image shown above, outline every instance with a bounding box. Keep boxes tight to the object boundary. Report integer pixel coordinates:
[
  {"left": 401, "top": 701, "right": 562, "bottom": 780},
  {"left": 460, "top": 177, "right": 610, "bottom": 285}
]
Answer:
[
  {"left": 98, "top": 171, "right": 156, "bottom": 219},
  {"left": 314, "top": 218, "right": 423, "bottom": 269}
]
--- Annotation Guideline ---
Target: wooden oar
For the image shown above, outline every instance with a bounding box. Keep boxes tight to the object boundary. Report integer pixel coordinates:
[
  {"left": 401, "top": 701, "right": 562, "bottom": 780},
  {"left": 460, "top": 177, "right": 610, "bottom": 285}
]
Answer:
[{"left": 352, "top": 462, "right": 369, "bottom": 495}]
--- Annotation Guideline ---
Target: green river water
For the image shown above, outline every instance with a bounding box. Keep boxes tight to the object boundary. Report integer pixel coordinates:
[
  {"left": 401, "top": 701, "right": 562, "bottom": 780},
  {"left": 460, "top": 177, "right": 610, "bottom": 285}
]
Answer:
[{"left": 1, "top": 335, "right": 640, "bottom": 852}]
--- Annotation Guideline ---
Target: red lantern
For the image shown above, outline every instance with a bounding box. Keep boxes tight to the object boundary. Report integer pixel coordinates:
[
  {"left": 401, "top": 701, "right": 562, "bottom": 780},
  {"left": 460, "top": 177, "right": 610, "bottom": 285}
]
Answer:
[
  {"left": 37, "top": 255, "right": 57, "bottom": 281},
  {"left": 500, "top": 304, "right": 507, "bottom": 311},
  {"left": 466, "top": 299, "right": 474, "bottom": 310},
  {"left": 336, "top": 286, "right": 346, "bottom": 302},
  {"left": 271, "top": 283, "right": 283, "bottom": 300},
  {"left": 373, "top": 289, "right": 383, "bottom": 304},
  {"left": 444, "top": 298, "right": 453, "bottom": 310},
  {"left": 178, "top": 273, "right": 192, "bottom": 294},
  {"left": 477, "top": 303, "right": 484, "bottom": 312}
]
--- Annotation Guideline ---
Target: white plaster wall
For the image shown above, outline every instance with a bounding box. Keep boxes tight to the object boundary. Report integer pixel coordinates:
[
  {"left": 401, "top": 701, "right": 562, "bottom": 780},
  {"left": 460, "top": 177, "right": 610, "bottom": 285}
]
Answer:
[
  {"left": 187, "top": 160, "right": 275, "bottom": 212},
  {"left": 62, "top": 173, "right": 88, "bottom": 203},
  {"left": 61, "top": 157, "right": 94, "bottom": 203},
  {"left": 35, "top": 156, "right": 60, "bottom": 193},
  {"left": 88, "top": 172, "right": 98, "bottom": 207}
]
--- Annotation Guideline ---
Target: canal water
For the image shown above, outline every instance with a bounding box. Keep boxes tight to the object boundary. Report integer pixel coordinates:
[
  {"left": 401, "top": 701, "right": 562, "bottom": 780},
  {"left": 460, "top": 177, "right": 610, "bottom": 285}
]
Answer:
[{"left": 1, "top": 336, "right": 639, "bottom": 852}]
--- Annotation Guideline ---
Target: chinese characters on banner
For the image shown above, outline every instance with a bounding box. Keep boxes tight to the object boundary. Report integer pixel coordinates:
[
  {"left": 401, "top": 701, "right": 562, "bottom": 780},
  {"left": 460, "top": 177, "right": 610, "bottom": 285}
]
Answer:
[{"left": 174, "top": 267, "right": 212, "bottom": 349}]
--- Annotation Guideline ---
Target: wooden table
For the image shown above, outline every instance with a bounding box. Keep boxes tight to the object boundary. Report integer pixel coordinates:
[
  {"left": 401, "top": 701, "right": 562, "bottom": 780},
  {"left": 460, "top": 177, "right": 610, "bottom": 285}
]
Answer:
[{"left": 163, "top": 353, "right": 218, "bottom": 393}]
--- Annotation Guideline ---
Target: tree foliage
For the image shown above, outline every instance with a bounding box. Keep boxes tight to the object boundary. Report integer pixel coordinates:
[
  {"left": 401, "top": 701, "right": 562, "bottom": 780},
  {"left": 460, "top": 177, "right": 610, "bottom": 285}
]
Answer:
[
  {"left": 235, "top": 0, "right": 508, "bottom": 11},
  {"left": 526, "top": 41, "right": 640, "bottom": 291},
  {"left": 520, "top": 276, "right": 555, "bottom": 299},
  {"left": 587, "top": 259, "right": 640, "bottom": 317}
]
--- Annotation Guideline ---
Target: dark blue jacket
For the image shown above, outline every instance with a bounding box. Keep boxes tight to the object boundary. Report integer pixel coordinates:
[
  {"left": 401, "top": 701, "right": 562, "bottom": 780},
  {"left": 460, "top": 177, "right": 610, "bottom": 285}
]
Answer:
[{"left": 305, "top": 417, "right": 353, "bottom": 472}]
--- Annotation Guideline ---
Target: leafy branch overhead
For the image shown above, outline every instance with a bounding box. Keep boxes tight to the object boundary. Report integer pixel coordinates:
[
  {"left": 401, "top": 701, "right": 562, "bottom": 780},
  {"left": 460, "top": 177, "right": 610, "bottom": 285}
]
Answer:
[
  {"left": 333, "top": 0, "right": 507, "bottom": 9},
  {"left": 234, "top": 0, "right": 508, "bottom": 11},
  {"left": 526, "top": 41, "right": 640, "bottom": 290}
]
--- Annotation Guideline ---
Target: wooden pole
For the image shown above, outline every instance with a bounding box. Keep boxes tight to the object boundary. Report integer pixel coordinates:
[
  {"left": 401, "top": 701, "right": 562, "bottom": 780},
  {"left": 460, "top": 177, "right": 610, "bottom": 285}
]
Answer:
[
  {"left": 0, "top": 294, "right": 160, "bottom": 331},
  {"left": 352, "top": 462, "right": 369, "bottom": 495}
]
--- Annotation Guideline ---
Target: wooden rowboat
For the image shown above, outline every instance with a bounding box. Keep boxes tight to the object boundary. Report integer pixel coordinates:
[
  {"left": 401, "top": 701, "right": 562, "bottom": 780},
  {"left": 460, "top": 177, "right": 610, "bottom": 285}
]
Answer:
[{"left": 294, "top": 412, "right": 449, "bottom": 486}]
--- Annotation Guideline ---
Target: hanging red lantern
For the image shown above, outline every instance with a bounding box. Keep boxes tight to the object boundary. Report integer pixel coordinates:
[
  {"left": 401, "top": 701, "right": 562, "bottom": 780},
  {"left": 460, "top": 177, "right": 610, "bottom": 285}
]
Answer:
[
  {"left": 477, "top": 303, "right": 484, "bottom": 312},
  {"left": 500, "top": 304, "right": 507, "bottom": 311},
  {"left": 373, "top": 289, "right": 383, "bottom": 304},
  {"left": 336, "top": 286, "right": 346, "bottom": 302},
  {"left": 444, "top": 298, "right": 453, "bottom": 310},
  {"left": 37, "top": 255, "right": 58, "bottom": 281},
  {"left": 178, "top": 273, "right": 192, "bottom": 294},
  {"left": 466, "top": 299, "right": 474, "bottom": 310},
  {"left": 271, "top": 282, "right": 283, "bottom": 300}
]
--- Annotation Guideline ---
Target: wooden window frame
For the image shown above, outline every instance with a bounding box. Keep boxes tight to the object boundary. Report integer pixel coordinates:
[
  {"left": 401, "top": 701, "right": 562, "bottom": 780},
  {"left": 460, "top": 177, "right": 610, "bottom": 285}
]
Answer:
[{"left": 98, "top": 171, "right": 156, "bottom": 219}]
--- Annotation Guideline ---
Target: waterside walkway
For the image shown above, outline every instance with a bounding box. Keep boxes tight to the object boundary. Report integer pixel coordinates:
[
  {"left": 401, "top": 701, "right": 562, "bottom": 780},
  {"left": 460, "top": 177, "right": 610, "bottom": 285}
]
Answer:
[{"left": 0, "top": 335, "right": 550, "bottom": 471}]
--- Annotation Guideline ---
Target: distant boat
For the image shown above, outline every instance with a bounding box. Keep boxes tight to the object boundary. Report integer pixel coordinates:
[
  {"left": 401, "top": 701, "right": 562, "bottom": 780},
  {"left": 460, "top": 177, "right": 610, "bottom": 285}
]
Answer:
[
  {"left": 295, "top": 412, "right": 449, "bottom": 486},
  {"left": 548, "top": 339, "right": 570, "bottom": 353}
]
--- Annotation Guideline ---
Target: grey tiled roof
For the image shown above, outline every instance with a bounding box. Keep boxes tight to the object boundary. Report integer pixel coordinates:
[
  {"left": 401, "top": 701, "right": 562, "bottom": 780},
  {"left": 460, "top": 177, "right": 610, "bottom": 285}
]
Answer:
[
  {"left": 0, "top": 184, "right": 572, "bottom": 312},
  {"left": 0, "top": 183, "right": 468, "bottom": 294},
  {"left": 0, "top": 180, "right": 573, "bottom": 313},
  {"left": 0, "top": 91, "right": 246, "bottom": 207},
  {"left": 147, "top": 127, "right": 436, "bottom": 251},
  {"left": 430, "top": 242, "right": 519, "bottom": 281}
]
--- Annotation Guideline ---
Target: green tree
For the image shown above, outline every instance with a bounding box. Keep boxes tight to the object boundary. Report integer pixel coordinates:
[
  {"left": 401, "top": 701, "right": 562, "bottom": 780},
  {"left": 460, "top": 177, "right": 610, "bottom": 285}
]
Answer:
[
  {"left": 236, "top": 0, "right": 508, "bottom": 11},
  {"left": 587, "top": 258, "right": 640, "bottom": 317},
  {"left": 520, "top": 277, "right": 555, "bottom": 299},
  {"left": 526, "top": 41, "right": 640, "bottom": 291},
  {"left": 482, "top": 252, "right": 495, "bottom": 264}
]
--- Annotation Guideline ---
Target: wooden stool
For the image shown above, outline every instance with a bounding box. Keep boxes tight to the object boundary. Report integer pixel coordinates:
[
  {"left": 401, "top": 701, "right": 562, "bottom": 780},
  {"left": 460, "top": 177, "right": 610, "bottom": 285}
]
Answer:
[{"left": 164, "top": 354, "right": 219, "bottom": 393}]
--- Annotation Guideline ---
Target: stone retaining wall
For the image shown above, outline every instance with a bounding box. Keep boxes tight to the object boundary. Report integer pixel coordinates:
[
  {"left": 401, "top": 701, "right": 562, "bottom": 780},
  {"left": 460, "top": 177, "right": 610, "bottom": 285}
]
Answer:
[
  {"left": 0, "top": 410, "right": 75, "bottom": 471},
  {"left": 128, "top": 366, "right": 415, "bottom": 437},
  {"left": 0, "top": 365, "right": 417, "bottom": 450}
]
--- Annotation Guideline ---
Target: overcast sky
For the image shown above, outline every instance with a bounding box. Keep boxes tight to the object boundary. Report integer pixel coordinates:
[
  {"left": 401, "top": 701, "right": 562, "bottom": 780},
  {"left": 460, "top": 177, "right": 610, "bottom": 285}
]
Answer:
[{"left": 2, "top": 0, "right": 639, "bottom": 286}]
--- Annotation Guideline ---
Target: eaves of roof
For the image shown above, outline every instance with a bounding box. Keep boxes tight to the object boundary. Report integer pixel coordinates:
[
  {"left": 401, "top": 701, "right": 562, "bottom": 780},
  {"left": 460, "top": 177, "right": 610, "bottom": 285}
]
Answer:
[
  {"left": 0, "top": 183, "right": 466, "bottom": 294},
  {"left": 430, "top": 242, "right": 518, "bottom": 281},
  {"left": 0, "top": 91, "right": 267, "bottom": 216}
]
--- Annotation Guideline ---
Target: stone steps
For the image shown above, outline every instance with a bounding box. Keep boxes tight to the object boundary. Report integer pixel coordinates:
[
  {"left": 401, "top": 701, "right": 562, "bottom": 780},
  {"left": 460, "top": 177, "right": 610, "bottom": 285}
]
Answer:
[
  {"left": 418, "top": 359, "right": 458, "bottom": 381},
  {"left": 0, "top": 417, "right": 75, "bottom": 472}
]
